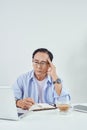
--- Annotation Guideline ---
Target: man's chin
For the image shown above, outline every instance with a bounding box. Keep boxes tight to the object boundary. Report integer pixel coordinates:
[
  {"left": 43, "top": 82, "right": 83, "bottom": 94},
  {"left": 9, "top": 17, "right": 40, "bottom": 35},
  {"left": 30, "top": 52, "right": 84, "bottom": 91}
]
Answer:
[
  {"left": 35, "top": 72, "right": 47, "bottom": 78},
  {"left": 36, "top": 72, "right": 42, "bottom": 75}
]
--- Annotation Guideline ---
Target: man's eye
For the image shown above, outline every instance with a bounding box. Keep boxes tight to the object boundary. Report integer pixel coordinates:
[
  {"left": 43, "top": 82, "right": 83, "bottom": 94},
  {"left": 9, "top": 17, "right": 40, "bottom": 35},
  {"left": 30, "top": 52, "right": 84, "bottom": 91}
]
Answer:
[{"left": 34, "top": 61, "right": 38, "bottom": 64}]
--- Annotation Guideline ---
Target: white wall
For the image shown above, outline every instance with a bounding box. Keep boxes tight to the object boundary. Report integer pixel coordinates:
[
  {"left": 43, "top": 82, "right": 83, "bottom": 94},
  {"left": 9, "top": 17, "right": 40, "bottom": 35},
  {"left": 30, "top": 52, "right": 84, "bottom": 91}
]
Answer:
[{"left": 0, "top": 0, "right": 87, "bottom": 103}]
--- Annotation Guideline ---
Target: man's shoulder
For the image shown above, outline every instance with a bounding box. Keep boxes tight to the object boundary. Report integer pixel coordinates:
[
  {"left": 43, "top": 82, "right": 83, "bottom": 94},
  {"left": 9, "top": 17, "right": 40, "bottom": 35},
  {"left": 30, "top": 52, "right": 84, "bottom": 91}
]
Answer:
[{"left": 18, "top": 70, "right": 33, "bottom": 80}]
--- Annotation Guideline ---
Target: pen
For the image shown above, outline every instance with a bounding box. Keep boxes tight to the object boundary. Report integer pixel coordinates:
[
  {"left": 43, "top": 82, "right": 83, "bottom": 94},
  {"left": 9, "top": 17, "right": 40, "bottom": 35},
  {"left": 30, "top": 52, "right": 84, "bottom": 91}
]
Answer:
[{"left": 49, "top": 103, "right": 57, "bottom": 108}]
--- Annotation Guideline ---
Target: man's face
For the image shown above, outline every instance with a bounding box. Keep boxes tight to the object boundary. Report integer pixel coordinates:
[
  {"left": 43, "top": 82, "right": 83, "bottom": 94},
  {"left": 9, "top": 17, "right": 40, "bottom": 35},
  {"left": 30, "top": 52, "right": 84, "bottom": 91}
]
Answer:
[{"left": 32, "top": 52, "right": 50, "bottom": 78}]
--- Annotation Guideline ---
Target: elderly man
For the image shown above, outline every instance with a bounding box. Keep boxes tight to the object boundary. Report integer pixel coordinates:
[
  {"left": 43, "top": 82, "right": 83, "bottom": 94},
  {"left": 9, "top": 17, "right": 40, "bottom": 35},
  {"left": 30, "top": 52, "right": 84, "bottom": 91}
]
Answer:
[{"left": 13, "top": 48, "right": 70, "bottom": 110}]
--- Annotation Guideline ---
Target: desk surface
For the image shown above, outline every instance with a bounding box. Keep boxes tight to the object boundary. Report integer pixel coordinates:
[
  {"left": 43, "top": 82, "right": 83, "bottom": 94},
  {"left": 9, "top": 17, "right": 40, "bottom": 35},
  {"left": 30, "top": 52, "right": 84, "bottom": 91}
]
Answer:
[{"left": 0, "top": 105, "right": 87, "bottom": 130}]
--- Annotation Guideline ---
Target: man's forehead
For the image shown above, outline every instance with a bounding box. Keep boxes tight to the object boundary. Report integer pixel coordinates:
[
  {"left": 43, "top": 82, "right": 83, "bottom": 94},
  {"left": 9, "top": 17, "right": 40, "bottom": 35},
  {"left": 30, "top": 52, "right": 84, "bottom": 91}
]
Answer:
[{"left": 34, "top": 52, "right": 49, "bottom": 59}]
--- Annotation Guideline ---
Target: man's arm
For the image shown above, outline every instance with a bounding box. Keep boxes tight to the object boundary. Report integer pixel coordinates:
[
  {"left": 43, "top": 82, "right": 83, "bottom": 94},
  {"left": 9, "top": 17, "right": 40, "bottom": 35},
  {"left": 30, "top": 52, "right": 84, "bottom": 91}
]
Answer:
[{"left": 47, "top": 59, "right": 62, "bottom": 95}]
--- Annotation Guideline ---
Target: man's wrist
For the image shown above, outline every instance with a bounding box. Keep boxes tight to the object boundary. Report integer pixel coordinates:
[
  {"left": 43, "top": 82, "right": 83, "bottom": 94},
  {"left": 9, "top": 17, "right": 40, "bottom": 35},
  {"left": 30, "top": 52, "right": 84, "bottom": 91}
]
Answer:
[{"left": 53, "top": 78, "right": 62, "bottom": 84}]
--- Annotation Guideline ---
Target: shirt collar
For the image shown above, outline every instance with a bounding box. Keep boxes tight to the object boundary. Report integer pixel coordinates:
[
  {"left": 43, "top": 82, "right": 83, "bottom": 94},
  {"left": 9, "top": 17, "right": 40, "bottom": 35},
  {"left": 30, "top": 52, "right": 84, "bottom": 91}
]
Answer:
[{"left": 29, "top": 70, "right": 52, "bottom": 84}]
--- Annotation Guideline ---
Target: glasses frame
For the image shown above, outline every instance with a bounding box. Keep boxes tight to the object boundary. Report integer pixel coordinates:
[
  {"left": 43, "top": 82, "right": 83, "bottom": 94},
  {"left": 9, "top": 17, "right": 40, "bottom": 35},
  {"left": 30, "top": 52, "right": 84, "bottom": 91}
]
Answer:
[{"left": 32, "top": 60, "right": 49, "bottom": 67}]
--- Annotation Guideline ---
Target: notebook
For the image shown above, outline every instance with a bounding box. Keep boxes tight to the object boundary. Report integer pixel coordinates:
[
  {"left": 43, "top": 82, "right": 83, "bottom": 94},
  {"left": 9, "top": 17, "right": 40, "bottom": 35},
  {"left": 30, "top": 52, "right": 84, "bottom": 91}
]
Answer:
[
  {"left": 29, "top": 103, "right": 57, "bottom": 111},
  {"left": 0, "top": 86, "right": 29, "bottom": 120},
  {"left": 73, "top": 104, "right": 87, "bottom": 113}
]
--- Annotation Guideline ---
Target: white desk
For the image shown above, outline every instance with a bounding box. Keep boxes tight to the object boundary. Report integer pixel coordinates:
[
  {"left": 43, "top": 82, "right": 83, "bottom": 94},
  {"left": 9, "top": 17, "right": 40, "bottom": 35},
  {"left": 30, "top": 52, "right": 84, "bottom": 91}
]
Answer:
[{"left": 0, "top": 107, "right": 87, "bottom": 130}]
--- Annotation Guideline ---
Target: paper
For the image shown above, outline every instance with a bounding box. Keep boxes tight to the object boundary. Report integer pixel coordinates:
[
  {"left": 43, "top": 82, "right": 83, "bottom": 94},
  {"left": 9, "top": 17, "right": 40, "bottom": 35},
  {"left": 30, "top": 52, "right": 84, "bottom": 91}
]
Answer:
[{"left": 29, "top": 103, "right": 57, "bottom": 111}]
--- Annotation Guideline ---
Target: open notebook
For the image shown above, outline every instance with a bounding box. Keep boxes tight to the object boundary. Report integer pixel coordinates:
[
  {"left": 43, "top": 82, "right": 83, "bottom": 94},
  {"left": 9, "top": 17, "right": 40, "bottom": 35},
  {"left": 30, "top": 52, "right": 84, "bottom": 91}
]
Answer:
[
  {"left": 0, "top": 86, "right": 29, "bottom": 120},
  {"left": 29, "top": 103, "right": 57, "bottom": 111}
]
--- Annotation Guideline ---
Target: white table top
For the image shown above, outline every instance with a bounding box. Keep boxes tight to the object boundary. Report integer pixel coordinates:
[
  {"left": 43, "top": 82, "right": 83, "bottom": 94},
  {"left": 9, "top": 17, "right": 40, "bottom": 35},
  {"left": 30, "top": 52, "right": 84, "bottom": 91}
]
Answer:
[{"left": 0, "top": 105, "right": 87, "bottom": 130}]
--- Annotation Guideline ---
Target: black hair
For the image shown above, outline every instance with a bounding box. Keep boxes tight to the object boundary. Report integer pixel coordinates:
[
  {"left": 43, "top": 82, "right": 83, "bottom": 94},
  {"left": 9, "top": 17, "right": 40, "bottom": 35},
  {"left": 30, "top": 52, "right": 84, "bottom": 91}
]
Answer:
[{"left": 32, "top": 48, "right": 53, "bottom": 61}]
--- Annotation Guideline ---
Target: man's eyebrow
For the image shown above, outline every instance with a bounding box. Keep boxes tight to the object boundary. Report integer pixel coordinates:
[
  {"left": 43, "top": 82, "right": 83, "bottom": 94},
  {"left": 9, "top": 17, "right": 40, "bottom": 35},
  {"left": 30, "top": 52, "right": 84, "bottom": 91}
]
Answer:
[{"left": 33, "top": 59, "right": 48, "bottom": 62}]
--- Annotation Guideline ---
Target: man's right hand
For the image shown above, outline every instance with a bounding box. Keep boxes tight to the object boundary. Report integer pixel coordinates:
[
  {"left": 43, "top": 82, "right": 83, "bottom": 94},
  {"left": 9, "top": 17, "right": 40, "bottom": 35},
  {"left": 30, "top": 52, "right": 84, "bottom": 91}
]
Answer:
[{"left": 16, "top": 98, "right": 35, "bottom": 110}]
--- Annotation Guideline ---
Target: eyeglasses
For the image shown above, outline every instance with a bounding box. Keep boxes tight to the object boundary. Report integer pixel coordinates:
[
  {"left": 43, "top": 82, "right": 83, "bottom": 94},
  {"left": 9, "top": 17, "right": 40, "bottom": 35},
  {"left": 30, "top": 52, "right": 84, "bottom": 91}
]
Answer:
[{"left": 33, "top": 60, "right": 48, "bottom": 67}]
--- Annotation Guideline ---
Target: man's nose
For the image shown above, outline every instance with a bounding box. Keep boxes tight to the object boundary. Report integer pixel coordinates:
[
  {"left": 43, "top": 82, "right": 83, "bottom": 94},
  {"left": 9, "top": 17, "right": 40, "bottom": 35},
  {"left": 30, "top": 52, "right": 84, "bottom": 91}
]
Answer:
[{"left": 37, "top": 63, "right": 42, "bottom": 68}]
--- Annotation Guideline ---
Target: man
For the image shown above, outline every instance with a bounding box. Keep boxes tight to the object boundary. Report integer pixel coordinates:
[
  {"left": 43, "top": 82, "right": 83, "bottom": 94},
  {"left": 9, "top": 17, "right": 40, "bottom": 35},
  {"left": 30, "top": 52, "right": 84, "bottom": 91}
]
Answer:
[{"left": 13, "top": 48, "right": 70, "bottom": 110}]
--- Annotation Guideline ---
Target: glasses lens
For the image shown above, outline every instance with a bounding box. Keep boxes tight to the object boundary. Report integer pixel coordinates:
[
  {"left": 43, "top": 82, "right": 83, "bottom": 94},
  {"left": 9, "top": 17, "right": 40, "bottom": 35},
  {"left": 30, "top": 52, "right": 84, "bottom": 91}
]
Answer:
[{"left": 33, "top": 60, "right": 48, "bottom": 66}]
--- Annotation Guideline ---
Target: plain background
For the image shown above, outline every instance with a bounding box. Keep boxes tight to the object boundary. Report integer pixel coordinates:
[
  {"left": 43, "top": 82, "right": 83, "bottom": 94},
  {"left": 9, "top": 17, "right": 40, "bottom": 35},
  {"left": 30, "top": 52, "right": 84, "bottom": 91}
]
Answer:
[{"left": 0, "top": 0, "right": 87, "bottom": 103}]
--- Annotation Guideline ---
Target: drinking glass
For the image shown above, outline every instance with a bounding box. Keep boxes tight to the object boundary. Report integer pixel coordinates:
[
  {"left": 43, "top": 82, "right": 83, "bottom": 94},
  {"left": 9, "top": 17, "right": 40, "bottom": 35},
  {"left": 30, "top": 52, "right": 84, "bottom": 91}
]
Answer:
[{"left": 56, "top": 95, "right": 71, "bottom": 114}]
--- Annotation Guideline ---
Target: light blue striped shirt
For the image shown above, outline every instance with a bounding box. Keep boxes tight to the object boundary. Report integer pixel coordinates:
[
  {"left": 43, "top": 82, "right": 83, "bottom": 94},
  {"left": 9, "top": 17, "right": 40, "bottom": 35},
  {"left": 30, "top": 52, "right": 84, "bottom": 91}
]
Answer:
[{"left": 13, "top": 70, "right": 70, "bottom": 104}]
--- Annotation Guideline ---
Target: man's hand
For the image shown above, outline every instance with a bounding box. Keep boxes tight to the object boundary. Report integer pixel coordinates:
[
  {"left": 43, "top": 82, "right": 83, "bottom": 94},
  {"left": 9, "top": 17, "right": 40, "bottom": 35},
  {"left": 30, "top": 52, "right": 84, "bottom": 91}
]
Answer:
[
  {"left": 16, "top": 98, "right": 35, "bottom": 110},
  {"left": 47, "top": 59, "right": 58, "bottom": 81},
  {"left": 47, "top": 59, "right": 62, "bottom": 95}
]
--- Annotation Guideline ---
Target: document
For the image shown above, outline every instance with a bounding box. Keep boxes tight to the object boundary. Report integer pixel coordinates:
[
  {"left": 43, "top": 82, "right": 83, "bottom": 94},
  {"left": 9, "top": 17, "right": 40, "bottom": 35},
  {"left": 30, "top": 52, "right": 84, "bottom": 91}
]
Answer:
[{"left": 29, "top": 103, "right": 57, "bottom": 111}]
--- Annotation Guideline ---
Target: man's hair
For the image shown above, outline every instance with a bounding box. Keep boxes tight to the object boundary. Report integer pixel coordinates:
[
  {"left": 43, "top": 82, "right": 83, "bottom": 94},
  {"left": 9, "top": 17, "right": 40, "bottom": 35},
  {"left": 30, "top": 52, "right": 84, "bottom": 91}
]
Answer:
[{"left": 32, "top": 48, "right": 53, "bottom": 61}]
